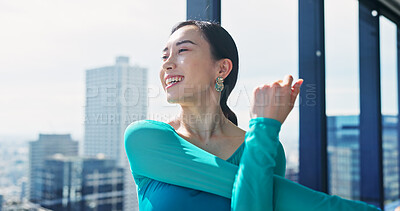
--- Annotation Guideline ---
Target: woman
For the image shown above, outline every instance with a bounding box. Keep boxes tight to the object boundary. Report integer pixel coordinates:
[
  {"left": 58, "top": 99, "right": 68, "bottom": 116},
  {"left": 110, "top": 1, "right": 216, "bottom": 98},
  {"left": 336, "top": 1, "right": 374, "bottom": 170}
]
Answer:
[{"left": 124, "top": 20, "right": 381, "bottom": 210}]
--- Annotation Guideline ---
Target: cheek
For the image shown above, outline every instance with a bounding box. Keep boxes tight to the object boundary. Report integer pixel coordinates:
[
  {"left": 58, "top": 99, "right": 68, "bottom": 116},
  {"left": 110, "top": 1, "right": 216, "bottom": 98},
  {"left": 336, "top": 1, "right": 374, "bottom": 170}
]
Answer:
[
  {"left": 179, "top": 55, "right": 210, "bottom": 70},
  {"left": 177, "top": 55, "right": 186, "bottom": 65},
  {"left": 159, "top": 70, "right": 165, "bottom": 85}
]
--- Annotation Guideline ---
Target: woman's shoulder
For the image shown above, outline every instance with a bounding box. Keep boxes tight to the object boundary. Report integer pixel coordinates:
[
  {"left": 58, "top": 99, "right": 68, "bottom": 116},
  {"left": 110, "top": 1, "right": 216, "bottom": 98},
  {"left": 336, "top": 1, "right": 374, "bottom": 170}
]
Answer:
[
  {"left": 126, "top": 119, "right": 174, "bottom": 131},
  {"left": 124, "top": 119, "right": 176, "bottom": 145}
]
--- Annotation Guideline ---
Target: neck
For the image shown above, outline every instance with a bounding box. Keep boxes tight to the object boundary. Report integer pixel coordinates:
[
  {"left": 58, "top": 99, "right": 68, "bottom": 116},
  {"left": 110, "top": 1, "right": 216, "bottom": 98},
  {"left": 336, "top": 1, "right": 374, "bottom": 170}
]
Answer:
[{"left": 176, "top": 104, "right": 230, "bottom": 142}]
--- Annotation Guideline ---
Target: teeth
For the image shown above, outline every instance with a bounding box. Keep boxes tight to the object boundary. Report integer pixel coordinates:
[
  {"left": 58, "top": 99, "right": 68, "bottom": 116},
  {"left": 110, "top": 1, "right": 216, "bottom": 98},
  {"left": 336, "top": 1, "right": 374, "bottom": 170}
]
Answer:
[{"left": 166, "top": 76, "right": 184, "bottom": 86}]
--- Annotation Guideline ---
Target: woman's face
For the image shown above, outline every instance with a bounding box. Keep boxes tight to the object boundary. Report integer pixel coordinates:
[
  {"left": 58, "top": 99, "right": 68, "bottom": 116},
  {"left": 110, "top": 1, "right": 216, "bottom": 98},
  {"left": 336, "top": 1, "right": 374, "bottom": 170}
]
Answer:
[{"left": 159, "top": 25, "right": 220, "bottom": 104}]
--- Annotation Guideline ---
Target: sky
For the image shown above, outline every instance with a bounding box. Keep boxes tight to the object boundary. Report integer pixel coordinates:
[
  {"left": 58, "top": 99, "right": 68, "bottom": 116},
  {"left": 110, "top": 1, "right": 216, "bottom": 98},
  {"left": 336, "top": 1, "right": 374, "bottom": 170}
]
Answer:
[{"left": 0, "top": 0, "right": 398, "bottom": 159}]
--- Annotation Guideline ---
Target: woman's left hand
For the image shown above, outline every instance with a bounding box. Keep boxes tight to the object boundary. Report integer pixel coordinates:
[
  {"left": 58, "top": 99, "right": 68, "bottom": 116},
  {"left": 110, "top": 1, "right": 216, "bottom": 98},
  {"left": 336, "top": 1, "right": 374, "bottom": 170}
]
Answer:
[{"left": 249, "top": 75, "right": 303, "bottom": 124}]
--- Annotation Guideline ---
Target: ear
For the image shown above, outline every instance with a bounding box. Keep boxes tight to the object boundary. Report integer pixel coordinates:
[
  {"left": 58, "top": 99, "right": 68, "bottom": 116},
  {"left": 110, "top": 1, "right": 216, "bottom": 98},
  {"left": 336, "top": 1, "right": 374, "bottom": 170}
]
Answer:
[{"left": 216, "top": 58, "right": 233, "bottom": 79}]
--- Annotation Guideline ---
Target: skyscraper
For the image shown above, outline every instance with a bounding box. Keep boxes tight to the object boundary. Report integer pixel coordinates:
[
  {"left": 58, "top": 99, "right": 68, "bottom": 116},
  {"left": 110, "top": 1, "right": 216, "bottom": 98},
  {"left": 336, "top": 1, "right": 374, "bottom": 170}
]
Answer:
[
  {"left": 84, "top": 56, "right": 147, "bottom": 210},
  {"left": 327, "top": 115, "right": 399, "bottom": 204},
  {"left": 28, "top": 134, "right": 79, "bottom": 203},
  {"left": 40, "top": 155, "right": 124, "bottom": 211}
]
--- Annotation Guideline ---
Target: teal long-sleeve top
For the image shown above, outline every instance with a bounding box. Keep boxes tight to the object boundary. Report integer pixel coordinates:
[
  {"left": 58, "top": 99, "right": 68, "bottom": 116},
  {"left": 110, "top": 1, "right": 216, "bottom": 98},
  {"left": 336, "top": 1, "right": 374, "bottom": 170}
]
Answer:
[{"left": 124, "top": 117, "right": 381, "bottom": 211}]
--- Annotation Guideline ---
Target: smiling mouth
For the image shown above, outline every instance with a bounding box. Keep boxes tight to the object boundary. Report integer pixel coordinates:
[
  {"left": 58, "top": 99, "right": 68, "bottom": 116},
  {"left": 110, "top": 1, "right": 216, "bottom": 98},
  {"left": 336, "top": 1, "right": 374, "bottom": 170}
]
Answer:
[{"left": 165, "top": 76, "right": 184, "bottom": 89}]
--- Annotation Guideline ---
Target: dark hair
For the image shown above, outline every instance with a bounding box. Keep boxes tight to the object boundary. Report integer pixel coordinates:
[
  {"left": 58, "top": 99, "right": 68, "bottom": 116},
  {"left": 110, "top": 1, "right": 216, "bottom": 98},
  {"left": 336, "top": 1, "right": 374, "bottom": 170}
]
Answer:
[{"left": 171, "top": 20, "right": 239, "bottom": 126}]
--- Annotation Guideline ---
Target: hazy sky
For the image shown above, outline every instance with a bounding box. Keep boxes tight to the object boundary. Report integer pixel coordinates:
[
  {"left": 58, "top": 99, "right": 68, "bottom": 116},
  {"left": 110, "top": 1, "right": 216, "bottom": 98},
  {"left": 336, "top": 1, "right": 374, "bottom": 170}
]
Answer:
[{"left": 0, "top": 0, "right": 397, "bottom": 159}]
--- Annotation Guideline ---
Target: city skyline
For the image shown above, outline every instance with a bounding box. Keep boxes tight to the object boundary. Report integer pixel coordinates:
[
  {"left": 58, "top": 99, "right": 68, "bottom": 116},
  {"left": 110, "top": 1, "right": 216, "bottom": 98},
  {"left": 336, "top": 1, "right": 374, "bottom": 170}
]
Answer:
[
  {"left": 0, "top": 0, "right": 397, "bottom": 154},
  {"left": 0, "top": 0, "right": 398, "bottom": 209}
]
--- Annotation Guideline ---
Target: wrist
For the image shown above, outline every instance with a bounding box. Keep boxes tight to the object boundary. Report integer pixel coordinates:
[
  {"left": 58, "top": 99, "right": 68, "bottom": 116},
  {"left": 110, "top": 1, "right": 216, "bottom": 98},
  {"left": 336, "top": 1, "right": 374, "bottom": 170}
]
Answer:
[
  {"left": 250, "top": 115, "right": 283, "bottom": 124},
  {"left": 249, "top": 117, "right": 282, "bottom": 128}
]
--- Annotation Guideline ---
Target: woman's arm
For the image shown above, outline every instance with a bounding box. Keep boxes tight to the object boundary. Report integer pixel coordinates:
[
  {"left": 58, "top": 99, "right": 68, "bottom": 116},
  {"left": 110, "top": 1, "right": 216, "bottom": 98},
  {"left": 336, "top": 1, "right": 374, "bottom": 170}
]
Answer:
[
  {"left": 124, "top": 119, "right": 239, "bottom": 199},
  {"left": 273, "top": 175, "right": 380, "bottom": 210},
  {"left": 230, "top": 117, "right": 280, "bottom": 211},
  {"left": 230, "top": 117, "right": 380, "bottom": 211},
  {"left": 231, "top": 75, "right": 379, "bottom": 211},
  {"left": 124, "top": 118, "right": 380, "bottom": 211}
]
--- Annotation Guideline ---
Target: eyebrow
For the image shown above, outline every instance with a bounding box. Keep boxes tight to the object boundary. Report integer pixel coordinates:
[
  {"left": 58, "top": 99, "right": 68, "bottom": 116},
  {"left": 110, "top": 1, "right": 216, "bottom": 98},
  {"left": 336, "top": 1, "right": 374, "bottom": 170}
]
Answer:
[{"left": 163, "top": 40, "right": 197, "bottom": 52}]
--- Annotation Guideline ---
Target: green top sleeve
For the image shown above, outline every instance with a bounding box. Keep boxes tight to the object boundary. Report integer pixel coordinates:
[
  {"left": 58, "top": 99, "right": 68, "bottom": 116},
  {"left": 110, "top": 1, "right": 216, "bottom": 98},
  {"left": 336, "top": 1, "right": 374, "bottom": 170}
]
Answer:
[
  {"left": 124, "top": 117, "right": 381, "bottom": 211},
  {"left": 124, "top": 119, "right": 241, "bottom": 199},
  {"left": 231, "top": 117, "right": 282, "bottom": 210}
]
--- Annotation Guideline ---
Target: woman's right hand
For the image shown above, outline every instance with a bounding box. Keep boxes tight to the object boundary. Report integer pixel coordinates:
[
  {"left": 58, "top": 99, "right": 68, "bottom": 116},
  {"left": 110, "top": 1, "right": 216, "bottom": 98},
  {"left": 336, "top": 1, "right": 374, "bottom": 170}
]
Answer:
[{"left": 249, "top": 75, "right": 303, "bottom": 124}]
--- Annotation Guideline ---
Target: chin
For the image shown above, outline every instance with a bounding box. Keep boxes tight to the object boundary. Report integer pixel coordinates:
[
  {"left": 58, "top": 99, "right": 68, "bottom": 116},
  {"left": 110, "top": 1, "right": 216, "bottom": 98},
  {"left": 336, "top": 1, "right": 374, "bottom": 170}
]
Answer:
[
  {"left": 167, "top": 96, "right": 195, "bottom": 106},
  {"left": 166, "top": 97, "right": 181, "bottom": 104}
]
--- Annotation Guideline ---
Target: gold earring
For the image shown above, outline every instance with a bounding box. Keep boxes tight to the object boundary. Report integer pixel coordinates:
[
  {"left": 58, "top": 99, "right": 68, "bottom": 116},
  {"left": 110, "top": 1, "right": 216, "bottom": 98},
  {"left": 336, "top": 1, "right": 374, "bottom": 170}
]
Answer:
[{"left": 215, "top": 76, "right": 224, "bottom": 92}]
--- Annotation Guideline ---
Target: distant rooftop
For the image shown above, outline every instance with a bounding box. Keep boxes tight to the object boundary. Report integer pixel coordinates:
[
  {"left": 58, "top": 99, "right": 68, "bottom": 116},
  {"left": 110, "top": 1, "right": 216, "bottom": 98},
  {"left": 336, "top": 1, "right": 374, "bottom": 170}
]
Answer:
[
  {"left": 116, "top": 56, "right": 130, "bottom": 65},
  {"left": 38, "top": 134, "right": 71, "bottom": 140}
]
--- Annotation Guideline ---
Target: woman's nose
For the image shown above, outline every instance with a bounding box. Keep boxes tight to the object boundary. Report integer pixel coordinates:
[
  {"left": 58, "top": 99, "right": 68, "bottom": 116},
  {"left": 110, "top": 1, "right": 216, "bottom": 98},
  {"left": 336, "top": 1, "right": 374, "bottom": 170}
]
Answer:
[{"left": 162, "top": 56, "right": 176, "bottom": 71}]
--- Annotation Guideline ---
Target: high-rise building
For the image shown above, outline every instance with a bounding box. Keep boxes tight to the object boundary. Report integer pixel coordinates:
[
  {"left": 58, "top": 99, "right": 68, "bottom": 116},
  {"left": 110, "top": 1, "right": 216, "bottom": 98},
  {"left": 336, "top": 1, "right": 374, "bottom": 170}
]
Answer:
[
  {"left": 327, "top": 115, "right": 399, "bottom": 204},
  {"left": 39, "top": 155, "right": 124, "bottom": 211},
  {"left": 84, "top": 56, "right": 147, "bottom": 210},
  {"left": 28, "top": 134, "right": 79, "bottom": 203},
  {"left": 0, "top": 194, "right": 3, "bottom": 211},
  {"left": 19, "top": 177, "right": 28, "bottom": 201},
  {"left": 285, "top": 166, "right": 299, "bottom": 183},
  {"left": 1, "top": 201, "right": 51, "bottom": 211}
]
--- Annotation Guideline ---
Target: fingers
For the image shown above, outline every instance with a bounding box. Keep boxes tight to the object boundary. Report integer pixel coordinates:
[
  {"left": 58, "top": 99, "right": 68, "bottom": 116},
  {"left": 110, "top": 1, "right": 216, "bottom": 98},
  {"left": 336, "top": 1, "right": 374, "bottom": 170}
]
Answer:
[
  {"left": 250, "top": 77, "right": 303, "bottom": 122},
  {"left": 273, "top": 75, "right": 293, "bottom": 87},
  {"left": 291, "top": 79, "right": 303, "bottom": 91},
  {"left": 283, "top": 75, "right": 293, "bottom": 87},
  {"left": 290, "top": 79, "right": 303, "bottom": 105},
  {"left": 252, "top": 86, "right": 266, "bottom": 107}
]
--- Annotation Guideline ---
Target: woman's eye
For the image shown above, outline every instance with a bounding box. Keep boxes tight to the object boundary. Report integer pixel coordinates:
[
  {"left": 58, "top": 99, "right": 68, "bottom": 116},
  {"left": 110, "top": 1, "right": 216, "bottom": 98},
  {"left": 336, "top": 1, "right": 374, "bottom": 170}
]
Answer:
[
  {"left": 178, "top": 49, "right": 188, "bottom": 53},
  {"left": 162, "top": 49, "right": 187, "bottom": 60}
]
